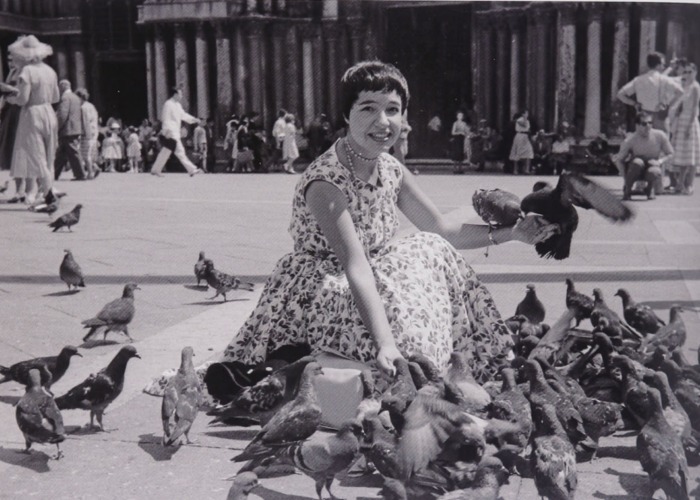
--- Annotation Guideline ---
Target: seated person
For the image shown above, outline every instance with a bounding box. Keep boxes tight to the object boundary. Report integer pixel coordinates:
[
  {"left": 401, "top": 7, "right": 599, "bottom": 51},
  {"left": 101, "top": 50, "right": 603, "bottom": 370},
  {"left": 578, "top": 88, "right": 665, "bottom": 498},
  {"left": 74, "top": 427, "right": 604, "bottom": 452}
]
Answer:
[
  {"left": 550, "top": 134, "right": 573, "bottom": 175},
  {"left": 614, "top": 112, "right": 673, "bottom": 200}
]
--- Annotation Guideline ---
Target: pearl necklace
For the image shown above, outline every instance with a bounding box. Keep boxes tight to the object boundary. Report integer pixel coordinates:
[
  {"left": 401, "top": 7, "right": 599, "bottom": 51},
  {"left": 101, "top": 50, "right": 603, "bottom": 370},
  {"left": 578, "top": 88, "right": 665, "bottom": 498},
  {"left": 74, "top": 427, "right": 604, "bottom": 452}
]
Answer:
[{"left": 344, "top": 137, "right": 378, "bottom": 163}]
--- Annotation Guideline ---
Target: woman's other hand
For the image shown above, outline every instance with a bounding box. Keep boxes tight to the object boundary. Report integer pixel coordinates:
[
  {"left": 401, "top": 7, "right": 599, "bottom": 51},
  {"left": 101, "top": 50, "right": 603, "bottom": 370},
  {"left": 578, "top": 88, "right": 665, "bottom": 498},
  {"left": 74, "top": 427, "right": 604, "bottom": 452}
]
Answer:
[
  {"left": 377, "top": 343, "right": 402, "bottom": 377},
  {"left": 511, "top": 214, "right": 559, "bottom": 245}
]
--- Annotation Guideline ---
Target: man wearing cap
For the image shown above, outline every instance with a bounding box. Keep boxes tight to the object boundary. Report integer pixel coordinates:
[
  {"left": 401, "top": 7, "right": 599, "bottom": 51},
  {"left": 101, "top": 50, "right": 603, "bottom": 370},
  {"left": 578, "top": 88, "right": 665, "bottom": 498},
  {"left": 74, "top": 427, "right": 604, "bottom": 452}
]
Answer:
[
  {"left": 54, "top": 79, "right": 86, "bottom": 180},
  {"left": 150, "top": 86, "right": 201, "bottom": 177}
]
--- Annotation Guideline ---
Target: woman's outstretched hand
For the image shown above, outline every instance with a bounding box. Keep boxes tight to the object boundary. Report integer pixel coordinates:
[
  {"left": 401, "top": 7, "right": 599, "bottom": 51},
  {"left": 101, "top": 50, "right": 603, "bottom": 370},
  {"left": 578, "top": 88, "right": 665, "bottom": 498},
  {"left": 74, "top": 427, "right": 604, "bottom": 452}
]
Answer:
[
  {"left": 511, "top": 214, "right": 559, "bottom": 245},
  {"left": 377, "top": 344, "right": 402, "bottom": 377}
]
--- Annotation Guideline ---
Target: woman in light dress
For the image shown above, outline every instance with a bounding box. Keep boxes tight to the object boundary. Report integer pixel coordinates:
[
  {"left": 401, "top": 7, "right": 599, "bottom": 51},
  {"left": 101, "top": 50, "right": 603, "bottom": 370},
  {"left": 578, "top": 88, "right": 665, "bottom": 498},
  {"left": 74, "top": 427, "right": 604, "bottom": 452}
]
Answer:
[
  {"left": 282, "top": 113, "right": 299, "bottom": 174},
  {"left": 668, "top": 62, "right": 700, "bottom": 194},
  {"left": 509, "top": 109, "right": 534, "bottom": 175}
]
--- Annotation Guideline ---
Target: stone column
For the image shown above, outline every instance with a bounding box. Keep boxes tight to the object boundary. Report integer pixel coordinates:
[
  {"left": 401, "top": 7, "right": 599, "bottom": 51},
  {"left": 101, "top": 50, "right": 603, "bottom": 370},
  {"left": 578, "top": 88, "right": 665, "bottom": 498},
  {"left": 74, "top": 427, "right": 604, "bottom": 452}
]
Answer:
[
  {"left": 525, "top": 9, "right": 538, "bottom": 118},
  {"left": 507, "top": 12, "right": 522, "bottom": 119},
  {"left": 54, "top": 38, "right": 68, "bottom": 80},
  {"left": 232, "top": 24, "right": 247, "bottom": 115},
  {"left": 195, "top": 22, "right": 209, "bottom": 119},
  {"left": 71, "top": 36, "right": 86, "bottom": 90},
  {"left": 309, "top": 25, "right": 323, "bottom": 120},
  {"left": 323, "top": 22, "right": 339, "bottom": 123},
  {"left": 269, "top": 24, "right": 287, "bottom": 119},
  {"left": 153, "top": 25, "right": 168, "bottom": 117},
  {"left": 495, "top": 17, "right": 509, "bottom": 131},
  {"left": 174, "top": 23, "right": 190, "bottom": 109},
  {"left": 471, "top": 12, "right": 482, "bottom": 120},
  {"left": 214, "top": 22, "right": 233, "bottom": 130},
  {"left": 638, "top": 4, "right": 657, "bottom": 72},
  {"left": 533, "top": 5, "right": 551, "bottom": 129},
  {"left": 285, "top": 24, "right": 300, "bottom": 116},
  {"left": 246, "top": 22, "right": 266, "bottom": 120},
  {"left": 584, "top": 5, "right": 603, "bottom": 137},
  {"left": 555, "top": 4, "right": 576, "bottom": 129},
  {"left": 609, "top": 3, "right": 630, "bottom": 136},
  {"left": 348, "top": 20, "right": 363, "bottom": 65},
  {"left": 481, "top": 17, "right": 494, "bottom": 125},
  {"left": 145, "top": 31, "right": 156, "bottom": 121},
  {"left": 301, "top": 34, "right": 315, "bottom": 126},
  {"left": 666, "top": 4, "right": 684, "bottom": 61}
]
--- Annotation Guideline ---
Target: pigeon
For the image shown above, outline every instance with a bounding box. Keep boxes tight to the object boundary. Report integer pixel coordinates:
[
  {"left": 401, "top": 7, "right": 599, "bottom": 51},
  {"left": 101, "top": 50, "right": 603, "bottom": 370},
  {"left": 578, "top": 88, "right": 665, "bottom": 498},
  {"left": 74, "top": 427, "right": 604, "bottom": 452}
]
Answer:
[
  {"left": 615, "top": 288, "right": 666, "bottom": 335},
  {"left": 506, "top": 314, "right": 549, "bottom": 339},
  {"left": 565, "top": 278, "right": 594, "bottom": 326},
  {"left": 15, "top": 369, "right": 66, "bottom": 459},
  {"left": 669, "top": 350, "right": 700, "bottom": 386},
  {"left": 444, "top": 351, "right": 491, "bottom": 412},
  {"left": 514, "top": 284, "right": 546, "bottom": 324},
  {"left": 380, "top": 358, "right": 418, "bottom": 426},
  {"left": 487, "top": 367, "right": 532, "bottom": 447},
  {"left": 643, "top": 370, "right": 694, "bottom": 451},
  {"left": 0, "top": 345, "right": 82, "bottom": 391},
  {"left": 59, "top": 249, "right": 85, "bottom": 290},
  {"left": 162, "top": 346, "right": 203, "bottom": 446},
  {"left": 194, "top": 251, "right": 207, "bottom": 286},
  {"left": 520, "top": 172, "right": 633, "bottom": 260},
  {"left": 472, "top": 188, "right": 522, "bottom": 227},
  {"left": 640, "top": 306, "right": 686, "bottom": 353},
  {"left": 48, "top": 203, "right": 82, "bottom": 232},
  {"left": 55, "top": 345, "right": 141, "bottom": 430},
  {"left": 203, "top": 259, "right": 254, "bottom": 301},
  {"left": 590, "top": 288, "right": 640, "bottom": 340},
  {"left": 32, "top": 200, "right": 60, "bottom": 216},
  {"left": 658, "top": 358, "right": 700, "bottom": 433},
  {"left": 436, "top": 456, "right": 510, "bottom": 500},
  {"left": 355, "top": 369, "right": 381, "bottom": 424},
  {"left": 232, "top": 362, "right": 325, "bottom": 465},
  {"left": 627, "top": 384, "right": 688, "bottom": 500},
  {"left": 226, "top": 472, "right": 259, "bottom": 500},
  {"left": 360, "top": 414, "right": 400, "bottom": 479},
  {"left": 278, "top": 421, "right": 363, "bottom": 500},
  {"left": 530, "top": 403, "right": 577, "bottom": 500},
  {"left": 82, "top": 283, "right": 140, "bottom": 343}
]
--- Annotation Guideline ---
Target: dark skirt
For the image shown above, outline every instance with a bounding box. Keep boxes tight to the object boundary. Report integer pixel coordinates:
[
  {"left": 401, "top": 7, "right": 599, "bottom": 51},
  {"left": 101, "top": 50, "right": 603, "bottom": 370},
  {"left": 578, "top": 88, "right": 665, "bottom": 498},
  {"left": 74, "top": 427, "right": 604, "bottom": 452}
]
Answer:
[
  {"left": 0, "top": 103, "right": 21, "bottom": 170},
  {"left": 450, "top": 135, "right": 465, "bottom": 162}
]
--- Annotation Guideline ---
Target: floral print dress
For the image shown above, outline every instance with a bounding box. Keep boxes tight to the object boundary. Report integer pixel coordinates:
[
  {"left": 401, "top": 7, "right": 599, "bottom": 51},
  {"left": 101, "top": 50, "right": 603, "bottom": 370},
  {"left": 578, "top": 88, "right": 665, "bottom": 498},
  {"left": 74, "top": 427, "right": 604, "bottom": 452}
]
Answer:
[{"left": 222, "top": 144, "right": 512, "bottom": 383}]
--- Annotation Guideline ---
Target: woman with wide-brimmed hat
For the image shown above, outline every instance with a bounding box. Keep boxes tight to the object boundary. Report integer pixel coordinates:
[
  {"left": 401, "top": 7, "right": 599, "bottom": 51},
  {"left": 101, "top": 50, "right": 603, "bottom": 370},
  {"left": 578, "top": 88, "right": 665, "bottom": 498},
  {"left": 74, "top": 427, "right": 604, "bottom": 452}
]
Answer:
[{"left": 4, "top": 35, "right": 60, "bottom": 206}]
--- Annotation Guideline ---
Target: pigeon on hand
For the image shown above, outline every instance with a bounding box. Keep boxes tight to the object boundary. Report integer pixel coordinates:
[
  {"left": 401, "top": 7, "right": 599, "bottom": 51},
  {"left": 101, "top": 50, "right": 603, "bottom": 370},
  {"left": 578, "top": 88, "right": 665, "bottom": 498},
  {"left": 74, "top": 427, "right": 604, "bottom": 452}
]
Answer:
[
  {"left": 530, "top": 403, "right": 577, "bottom": 500},
  {"left": 515, "top": 284, "right": 546, "bottom": 324},
  {"left": 0, "top": 345, "right": 82, "bottom": 391},
  {"left": 472, "top": 188, "right": 522, "bottom": 227},
  {"left": 640, "top": 306, "right": 686, "bottom": 354},
  {"left": 55, "top": 345, "right": 141, "bottom": 430},
  {"left": 82, "top": 283, "right": 140, "bottom": 343},
  {"left": 231, "top": 362, "right": 325, "bottom": 465},
  {"left": 591, "top": 288, "right": 641, "bottom": 341},
  {"left": 565, "top": 278, "right": 594, "bottom": 326},
  {"left": 226, "top": 471, "right": 259, "bottom": 500},
  {"left": 194, "top": 251, "right": 207, "bottom": 286},
  {"left": 278, "top": 421, "right": 363, "bottom": 500},
  {"left": 627, "top": 384, "right": 689, "bottom": 500},
  {"left": 520, "top": 172, "right": 633, "bottom": 260},
  {"left": 59, "top": 249, "right": 85, "bottom": 290},
  {"left": 203, "top": 259, "right": 254, "bottom": 302},
  {"left": 48, "top": 203, "right": 83, "bottom": 232},
  {"left": 162, "top": 346, "right": 203, "bottom": 446},
  {"left": 15, "top": 369, "right": 66, "bottom": 459},
  {"left": 614, "top": 289, "right": 665, "bottom": 335}
]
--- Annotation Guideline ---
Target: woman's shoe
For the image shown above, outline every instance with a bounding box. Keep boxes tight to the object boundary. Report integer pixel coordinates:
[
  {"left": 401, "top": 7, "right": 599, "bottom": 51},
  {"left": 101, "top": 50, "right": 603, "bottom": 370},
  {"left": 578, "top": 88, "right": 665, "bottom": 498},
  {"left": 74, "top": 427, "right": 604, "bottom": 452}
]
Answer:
[{"left": 7, "top": 196, "right": 25, "bottom": 204}]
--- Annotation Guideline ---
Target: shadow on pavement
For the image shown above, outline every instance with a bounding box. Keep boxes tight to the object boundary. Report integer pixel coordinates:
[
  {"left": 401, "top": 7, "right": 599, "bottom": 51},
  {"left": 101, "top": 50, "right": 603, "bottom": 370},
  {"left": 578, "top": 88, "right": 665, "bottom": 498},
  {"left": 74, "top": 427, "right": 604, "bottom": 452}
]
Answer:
[
  {"left": 185, "top": 298, "right": 250, "bottom": 306},
  {"left": 137, "top": 433, "right": 179, "bottom": 461},
  {"left": 0, "top": 395, "right": 21, "bottom": 406},
  {"left": 596, "top": 444, "right": 640, "bottom": 461},
  {"left": 203, "top": 428, "right": 259, "bottom": 441},
  {"left": 600, "top": 467, "right": 649, "bottom": 498},
  {"left": 183, "top": 285, "right": 208, "bottom": 291},
  {"left": 66, "top": 424, "right": 106, "bottom": 436},
  {"left": 0, "top": 446, "right": 51, "bottom": 473},
  {"left": 80, "top": 338, "right": 129, "bottom": 349},
  {"left": 43, "top": 289, "right": 81, "bottom": 297},
  {"left": 255, "top": 484, "right": 314, "bottom": 500}
]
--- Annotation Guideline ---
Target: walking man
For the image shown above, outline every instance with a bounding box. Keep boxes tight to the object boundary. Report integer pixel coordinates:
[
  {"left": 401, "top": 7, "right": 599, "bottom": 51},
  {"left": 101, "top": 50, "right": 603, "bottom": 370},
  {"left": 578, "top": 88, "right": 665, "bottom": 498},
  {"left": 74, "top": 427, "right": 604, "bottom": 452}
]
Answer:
[
  {"left": 150, "top": 86, "right": 202, "bottom": 177},
  {"left": 54, "top": 79, "right": 86, "bottom": 180},
  {"left": 75, "top": 88, "right": 99, "bottom": 179}
]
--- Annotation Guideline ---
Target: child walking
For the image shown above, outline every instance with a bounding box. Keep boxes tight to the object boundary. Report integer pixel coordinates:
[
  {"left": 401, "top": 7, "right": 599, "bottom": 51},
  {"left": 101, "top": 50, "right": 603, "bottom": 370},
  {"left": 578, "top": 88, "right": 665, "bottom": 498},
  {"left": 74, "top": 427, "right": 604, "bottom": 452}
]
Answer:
[
  {"left": 126, "top": 127, "right": 142, "bottom": 172},
  {"left": 101, "top": 130, "right": 124, "bottom": 173}
]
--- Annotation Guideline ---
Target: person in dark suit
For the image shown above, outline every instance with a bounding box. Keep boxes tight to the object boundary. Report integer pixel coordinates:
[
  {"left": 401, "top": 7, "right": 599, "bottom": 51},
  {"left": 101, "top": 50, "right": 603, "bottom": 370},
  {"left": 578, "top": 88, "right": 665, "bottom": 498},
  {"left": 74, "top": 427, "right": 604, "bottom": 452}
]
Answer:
[{"left": 54, "top": 79, "right": 85, "bottom": 180}]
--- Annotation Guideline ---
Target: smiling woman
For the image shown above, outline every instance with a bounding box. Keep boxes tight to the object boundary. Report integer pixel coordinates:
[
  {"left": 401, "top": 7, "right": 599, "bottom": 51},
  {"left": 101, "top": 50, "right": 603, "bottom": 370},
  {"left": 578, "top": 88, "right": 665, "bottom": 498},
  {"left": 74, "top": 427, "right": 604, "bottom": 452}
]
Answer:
[{"left": 147, "top": 61, "right": 557, "bottom": 396}]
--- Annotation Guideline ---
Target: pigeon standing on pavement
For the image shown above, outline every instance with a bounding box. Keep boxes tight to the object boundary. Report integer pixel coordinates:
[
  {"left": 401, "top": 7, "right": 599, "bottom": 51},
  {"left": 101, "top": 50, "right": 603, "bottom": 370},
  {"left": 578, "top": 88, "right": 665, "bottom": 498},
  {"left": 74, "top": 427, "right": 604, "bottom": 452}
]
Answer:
[
  {"left": 515, "top": 284, "right": 546, "bottom": 324},
  {"left": 162, "top": 346, "right": 203, "bottom": 446},
  {"left": 194, "top": 251, "right": 207, "bottom": 286},
  {"left": 565, "top": 278, "right": 594, "bottom": 326},
  {"left": 15, "top": 369, "right": 66, "bottom": 459},
  {"left": 0, "top": 345, "right": 82, "bottom": 391},
  {"left": 203, "top": 259, "right": 255, "bottom": 302},
  {"left": 226, "top": 472, "right": 259, "bottom": 500},
  {"left": 59, "top": 249, "right": 85, "bottom": 290},
  {"left": 48, "top": 203, "right": 83, "bottom": 232},
  {"left": 55, "top": 345, "right": 141, "bottom": 430},
  {"left": 472, "top": 188, "right": 522, "bottom": 227},
  {"left": 82, "top": 283, "right": 140, "bottom": 343},
  {"left": 614, "top": 288, "right": 665, "bottom": 335},
  {"left": 520, "top": 172, "right": 633, "bottom": 260}
]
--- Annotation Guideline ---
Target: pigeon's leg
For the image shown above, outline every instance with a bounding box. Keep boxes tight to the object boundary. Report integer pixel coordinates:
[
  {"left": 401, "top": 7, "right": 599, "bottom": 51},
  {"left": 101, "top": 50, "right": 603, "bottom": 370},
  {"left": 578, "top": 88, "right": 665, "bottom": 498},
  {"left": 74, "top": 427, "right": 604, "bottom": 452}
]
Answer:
[
  {"left": 324, "top": 478, "right": 342, "bottom": 500},
  {"left": 95, "top": 410, "right": 106, "bottom": 431},
  {"left": 183, "top": 430, "right": 197, "bottom": 445},
  {"left": 68, "top": 225, "right": 73, "bottom": 232},
  {"left": 20, "top": 439, "right": 32, "bottom": 454},
  {"left": 222, "top": 291, "right": 227, "bottom": 302},
  {"left": 52, "top": 443, "right": 64, "bottom": 460},
  {"left": 123, "top": 327, "right": 134, "bottom": 343},
  {"left": 88, "top": 410, "right": 96, "bottom": 429},
  {"left": 207, "top": 290, "right": 220, "bottom": 301}
]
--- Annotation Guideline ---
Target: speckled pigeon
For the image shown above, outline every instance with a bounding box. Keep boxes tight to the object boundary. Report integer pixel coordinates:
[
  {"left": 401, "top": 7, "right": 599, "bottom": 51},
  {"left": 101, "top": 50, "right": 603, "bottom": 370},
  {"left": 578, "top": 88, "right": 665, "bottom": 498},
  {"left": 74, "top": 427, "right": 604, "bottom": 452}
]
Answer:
[
  {"left": 59, "top": 249, "right": 85, "bottom": 290},
  {"left": 82, "top": 283, "right": 139, "bottom": 342},
  {"left": 472, "top": 188, "right": 522, "bottom": 227},
  {"left": 162, "top": 346, "right": 203, "bottom": 446},
  {"left": 203, "top": 259, "right": 254, "bottom": 301}
]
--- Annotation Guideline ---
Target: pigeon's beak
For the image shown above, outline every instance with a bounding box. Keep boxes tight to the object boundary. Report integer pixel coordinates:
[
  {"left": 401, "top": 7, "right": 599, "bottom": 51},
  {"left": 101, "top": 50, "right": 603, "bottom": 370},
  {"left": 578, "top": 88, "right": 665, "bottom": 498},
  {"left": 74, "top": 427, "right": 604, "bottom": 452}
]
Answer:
[
  {"left": 134, "top": 354, "right": 142, "bottom": 359},
  {"left": 75, "top": 352, "right": 83, "bottom": 358},
  {"left": 135, "top": 285, "right": 142, "bottom": 290}
]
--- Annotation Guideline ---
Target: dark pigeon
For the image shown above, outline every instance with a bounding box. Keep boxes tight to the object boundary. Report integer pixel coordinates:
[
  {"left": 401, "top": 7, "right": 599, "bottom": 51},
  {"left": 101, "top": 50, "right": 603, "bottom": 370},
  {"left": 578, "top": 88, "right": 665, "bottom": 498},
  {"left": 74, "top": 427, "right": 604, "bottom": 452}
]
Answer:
[
  {"left": 591, "top": 288, "right": 641, "bottom": 341},
  {"left": 360, "top": 414, "right": 400, "bottom": 479},
  {"left": 59, "top": 249, "right": 85, "bottom": 290},
  {"left": 55, "top": 345, "right": 141, "bottom": 430},
  {"left": 640, "top": 306, "right": 686, "bottom": 354},
  {"left": 48, "top": 203, "right": 82, "bottom": 232},
  {"left": 162, "top": 346, "right": 203, "bottom": 446},
  {"left": 32, "top": 200, "right": 59, "bottom": 216},
  {"left": 614, "top": 288, "right": 665, "bottom": 335},
  {"left": 565, "top": 278, "right": 594, "bottom": 326},
  {"left": 194, "top": 251, "right": 207, "bottom": 286},
  {"left": 15, "top": 369, "right": 66, "bottom": 459},
  {"left": 203, "top": 259, "right": 254, "bottom": 301},
  {"left": 643, "top": 370, "right": 694, "bottom": 452},
  {"left": 380, "top": 358, "right": 418, "bottom": 429},
  {"left": 520, "top": 172, "right": 633, "bottom": 260},
  {"left": 472, "top": 188, "right": 522, "bottom": 227},
  {"left": 658, "top": 358, "right": 700, "bottom": 433},
  {"left": 487, "top": 367, "right": 532, "bottom": 448},
  {"left": 82, "top": 283, "right": 139, "bottom": 343},
  {"left": 515, "top": 284, "right": 546, "bottom": 324},
  {"left": 0, "top": 345, "right": 82, "bottom": 391}
]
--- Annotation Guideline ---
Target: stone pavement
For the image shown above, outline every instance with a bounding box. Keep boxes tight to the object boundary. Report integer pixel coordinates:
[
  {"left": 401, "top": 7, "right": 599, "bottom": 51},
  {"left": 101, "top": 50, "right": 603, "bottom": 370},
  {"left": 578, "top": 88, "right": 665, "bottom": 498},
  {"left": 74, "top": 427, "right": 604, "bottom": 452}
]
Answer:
[{"left": 0, "top": 169, "right": 698, "bottom": 499}]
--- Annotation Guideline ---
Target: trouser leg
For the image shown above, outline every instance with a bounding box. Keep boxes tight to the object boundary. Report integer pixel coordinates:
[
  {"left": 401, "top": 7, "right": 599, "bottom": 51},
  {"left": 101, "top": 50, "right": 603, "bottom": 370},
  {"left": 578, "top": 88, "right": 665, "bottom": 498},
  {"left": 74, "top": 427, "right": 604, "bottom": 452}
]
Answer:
[
  {"left": 150, "top": 147, "right": 172, "bottom": 175},
  {"left": 172, "top": 140, "right": 197, "bottom": 174},
  {"left": 645, "top": 166, "right": 663, "bottom": 197},
  {"left": 64, "top": 135, "right": 85, "bottom": 179},
  {"left": 624, "top": 158, "right": 645, "bottom": 198}
]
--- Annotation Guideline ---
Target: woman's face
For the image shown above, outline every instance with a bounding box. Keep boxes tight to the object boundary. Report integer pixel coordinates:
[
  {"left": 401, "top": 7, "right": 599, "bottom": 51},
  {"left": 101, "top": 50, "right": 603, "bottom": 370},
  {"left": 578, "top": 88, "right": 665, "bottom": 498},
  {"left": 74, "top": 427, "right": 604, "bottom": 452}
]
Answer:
[
  {"left": 681, "top": 66, "right": 697, "bottom": 85},
  {"left": 456, "top": 112, "right": 464, "bottom": 120},
  {"left": 347, "top": 90, "right": 403, "bottom": 156}
]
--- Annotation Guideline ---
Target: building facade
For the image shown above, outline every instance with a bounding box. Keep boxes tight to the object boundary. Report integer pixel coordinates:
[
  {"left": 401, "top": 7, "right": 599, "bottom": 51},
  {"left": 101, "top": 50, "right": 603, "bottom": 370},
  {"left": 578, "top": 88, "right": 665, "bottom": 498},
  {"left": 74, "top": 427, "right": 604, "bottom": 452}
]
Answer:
[{"left": 1, "top": 1, "right": 699, "bottom": 157}]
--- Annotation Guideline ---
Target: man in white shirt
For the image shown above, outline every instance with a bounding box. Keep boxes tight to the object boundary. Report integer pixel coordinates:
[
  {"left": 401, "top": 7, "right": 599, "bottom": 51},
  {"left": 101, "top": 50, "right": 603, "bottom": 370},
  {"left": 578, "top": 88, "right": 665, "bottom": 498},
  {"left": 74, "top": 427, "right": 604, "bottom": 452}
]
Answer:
[
  {"left": 617, "top": 52, "right": 683, "bottom": 132},
  {"left": 150, "top": 87, "right": 202, "bottom": 177},
  {"left": 75, "top": 88, "right": 99, "bottom": 179}
]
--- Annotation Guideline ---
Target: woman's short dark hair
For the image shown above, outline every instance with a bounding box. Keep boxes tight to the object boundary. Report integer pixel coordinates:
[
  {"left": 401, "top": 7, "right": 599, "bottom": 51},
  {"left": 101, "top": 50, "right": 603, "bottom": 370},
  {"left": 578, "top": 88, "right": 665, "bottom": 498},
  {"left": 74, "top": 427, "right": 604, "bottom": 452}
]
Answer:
[{"left": 340, "top": 60, "right": 409, "bottom": 120}]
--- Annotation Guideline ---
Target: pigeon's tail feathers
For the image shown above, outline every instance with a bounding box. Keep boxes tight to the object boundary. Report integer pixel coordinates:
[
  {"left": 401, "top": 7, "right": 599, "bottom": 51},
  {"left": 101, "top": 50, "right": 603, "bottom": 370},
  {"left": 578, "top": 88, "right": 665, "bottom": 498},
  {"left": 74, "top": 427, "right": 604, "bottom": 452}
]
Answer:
[
  {"left": 82, "top": 325, "right": 102, "bottom": 342},
  {"left": 54, "top": 394, "right": 71, "bottom": 410},
  {"left": 242, "top": 282, "right": 255, "bottom": 291},
  {"left": 77, "top": 278, "right": 86, "bottom": 288},
  {"left": 535, "top": 232, "right": 573, "bottom": 260},
  {"left": 0, "top": 365, "right": 10, "bottom": 381},
  {"left": 82, "top": 317, "right": 106, "bottom": 327}
]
